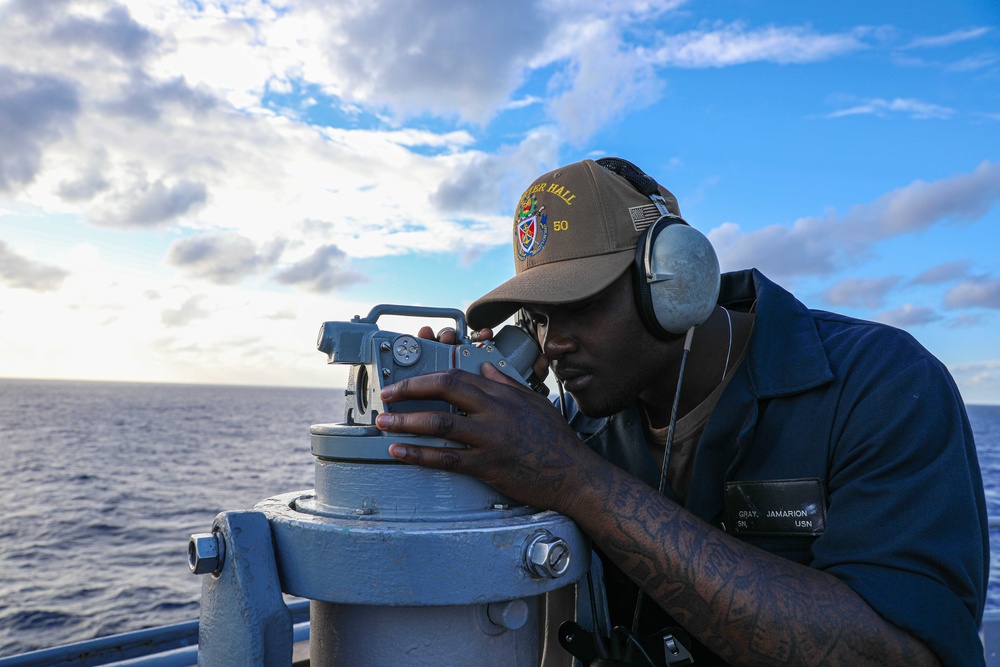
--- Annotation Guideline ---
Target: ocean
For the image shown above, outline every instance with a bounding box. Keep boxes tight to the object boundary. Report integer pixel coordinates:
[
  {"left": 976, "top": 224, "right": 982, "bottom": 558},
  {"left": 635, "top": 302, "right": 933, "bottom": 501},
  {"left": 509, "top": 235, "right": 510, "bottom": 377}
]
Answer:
[{"left": 0, "top": 378, "right": 998, "bottom": 657}]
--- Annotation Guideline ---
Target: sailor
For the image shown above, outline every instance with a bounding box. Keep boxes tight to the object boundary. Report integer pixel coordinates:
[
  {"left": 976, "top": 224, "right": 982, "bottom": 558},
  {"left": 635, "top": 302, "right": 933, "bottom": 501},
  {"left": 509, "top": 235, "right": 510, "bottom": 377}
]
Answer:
[{"left": 375, "top": 158, "right": 987, "bottom": 666}]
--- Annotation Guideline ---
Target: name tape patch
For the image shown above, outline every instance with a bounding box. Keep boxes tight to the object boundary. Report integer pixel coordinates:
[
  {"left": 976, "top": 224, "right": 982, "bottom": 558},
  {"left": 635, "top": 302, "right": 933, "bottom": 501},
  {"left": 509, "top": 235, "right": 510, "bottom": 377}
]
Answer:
[{"left": 724, "top": 478, "right": 827, "bottom": 536}]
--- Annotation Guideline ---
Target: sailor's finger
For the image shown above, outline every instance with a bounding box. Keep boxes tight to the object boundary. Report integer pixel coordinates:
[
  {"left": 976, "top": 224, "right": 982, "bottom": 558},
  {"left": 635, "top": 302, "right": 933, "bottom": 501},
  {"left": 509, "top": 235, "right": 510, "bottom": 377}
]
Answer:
[
  {"left": 436, "top": 327, "right": 458, "bottom": 344},
  {"left": 388, "top": 443, "right": 465, "bottom": 472},
  {"left": 380, "top": 369, "right": 493, "bottom": 408},
  {"left": 376, "top": 409, "right": 474, "bottom": 442},
  {"left": 469, "top": 327, "right": 494, "bottom": 342}
]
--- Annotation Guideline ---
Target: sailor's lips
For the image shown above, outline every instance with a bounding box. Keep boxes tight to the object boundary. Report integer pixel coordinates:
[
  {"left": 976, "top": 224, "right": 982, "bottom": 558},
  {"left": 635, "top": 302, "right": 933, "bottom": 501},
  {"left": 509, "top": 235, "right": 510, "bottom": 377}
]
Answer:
[{"left": 555, "top": 369, "right": 593, "bottom": 393}]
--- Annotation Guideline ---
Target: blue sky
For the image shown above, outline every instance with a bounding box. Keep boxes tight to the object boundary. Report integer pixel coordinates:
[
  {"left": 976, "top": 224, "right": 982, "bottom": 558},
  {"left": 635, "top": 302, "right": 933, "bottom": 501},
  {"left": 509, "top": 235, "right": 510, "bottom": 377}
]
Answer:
[{"left": 0, "top": 0, "right": 998, "bottom": 403}]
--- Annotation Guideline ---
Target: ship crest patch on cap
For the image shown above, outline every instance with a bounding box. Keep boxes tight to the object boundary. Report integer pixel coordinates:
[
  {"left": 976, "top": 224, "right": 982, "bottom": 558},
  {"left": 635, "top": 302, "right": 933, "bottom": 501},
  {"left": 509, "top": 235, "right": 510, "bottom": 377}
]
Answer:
[{"left": 515, "top": 193, "right": 548, "bottom": 261}]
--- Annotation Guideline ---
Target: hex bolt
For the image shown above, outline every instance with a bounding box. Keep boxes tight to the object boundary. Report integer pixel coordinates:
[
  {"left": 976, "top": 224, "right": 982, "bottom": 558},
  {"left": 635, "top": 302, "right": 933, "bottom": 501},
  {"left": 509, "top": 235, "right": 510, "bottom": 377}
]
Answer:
[
  {"left": 188, "top": 531, "right": 225, "bottom": 576},
  {"left": 524, "top": 531, "right": 571, "bottom": 579},
  {"left": 487, "top": 599, "right": 529, "bottom": 630}
]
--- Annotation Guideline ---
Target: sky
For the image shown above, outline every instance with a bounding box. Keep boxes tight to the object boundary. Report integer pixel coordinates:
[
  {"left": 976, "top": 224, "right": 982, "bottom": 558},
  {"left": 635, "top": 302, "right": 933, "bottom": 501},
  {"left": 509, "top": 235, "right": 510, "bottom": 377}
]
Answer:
[{"left": 0, "top": 0, "right": 999, "bottom": 404}]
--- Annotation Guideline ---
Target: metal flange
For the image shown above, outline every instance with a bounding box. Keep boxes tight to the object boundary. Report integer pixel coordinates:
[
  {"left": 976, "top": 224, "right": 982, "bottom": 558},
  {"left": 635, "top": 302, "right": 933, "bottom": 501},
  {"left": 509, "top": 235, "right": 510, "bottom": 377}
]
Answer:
[{"left": 256, "top": 491, "right": 589, "bottom": 606}]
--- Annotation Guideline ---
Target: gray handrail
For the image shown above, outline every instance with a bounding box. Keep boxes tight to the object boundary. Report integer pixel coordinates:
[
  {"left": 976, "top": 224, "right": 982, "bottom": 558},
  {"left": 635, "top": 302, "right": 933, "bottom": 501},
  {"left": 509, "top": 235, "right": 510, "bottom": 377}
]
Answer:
[{"left": 0, "top": 600, "right": 310, "bottom": 667}]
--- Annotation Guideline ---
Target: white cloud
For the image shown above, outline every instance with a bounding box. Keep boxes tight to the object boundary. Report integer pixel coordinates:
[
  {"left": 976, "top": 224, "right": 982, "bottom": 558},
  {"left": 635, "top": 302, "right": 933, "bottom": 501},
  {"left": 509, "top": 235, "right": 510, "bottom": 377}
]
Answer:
[
  {"left": 945, "top": 53, "right": 1000, "bottom": 73},
  {"left": 431, "top": 129, "right": 562, "bottom": 216},
  {"left": 873, "top": 304, "right": 942, "bottom": 328},
  {"left": 710, "top": 216, "right": 838, "bottom": 278},
  {"left": 167, "top": 231, "right": 285, "bottom": 285},
  {"left": 93, "top": 178, "right": 208, "bottom": 228},
  {"left": 272, "top": 244, "right": 366, "bottom": 293},
  {"left": 858, "top": 162, "right": 1000, "bottom": 235},
  {"left": 826, "top": 97, "right": 957, "bottom": 120},
  {"left": 161, "top": 293, "right": 211, "bottom": 327},
  {"left": 0, "top": 239, "right": 69, "bottom": 291},
  {"left": 544, "top": 16, "right": 663, "bottom": 145},
  {"left": 132, "top": 0, "right": 699, "bottom": 146},
  {"left": 710, "top": 162, "right": 1000, "bottom": 280},
  {"left": 820, "top": 275, "right": 901, "bottom": 309},
  {"left": 910, "top": 260, "right": 971, "bottom": 286},
  {"left": 0, "top": 66, "right": 80, "bottom": 192},
  {"left": 948, "top": 360, "right": 1000, "bottom": 402},
  {"left": 294, "top": 0, "right": 547, "bottom": 125},
  {"left": 944, "top": 278, "right": 1000, "bottom": 310},
  {"left": 651, "top": 22, "right": 867, "bottom": 68},
  {"left": 947, "top": 313, "right": 987, "bottom": 329},
  {"left": 903, "top": 27, "right": 994, "bottom": 50}
]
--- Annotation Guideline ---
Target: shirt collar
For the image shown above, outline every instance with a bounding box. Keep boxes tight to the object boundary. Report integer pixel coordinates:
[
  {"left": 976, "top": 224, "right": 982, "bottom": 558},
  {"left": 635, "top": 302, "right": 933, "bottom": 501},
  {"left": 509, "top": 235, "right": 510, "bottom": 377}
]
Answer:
[{"left": 720, "top": 269, "right": 833, "bottom": 398}]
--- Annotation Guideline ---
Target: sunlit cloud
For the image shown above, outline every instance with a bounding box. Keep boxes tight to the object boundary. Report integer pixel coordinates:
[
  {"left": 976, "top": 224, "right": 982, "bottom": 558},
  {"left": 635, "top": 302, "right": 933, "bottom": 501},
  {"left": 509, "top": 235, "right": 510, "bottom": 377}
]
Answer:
[
  {"left": 0, "top": 240, "right": 70, "bottom": 291},
  {"left": 161, "top": 293, "right": 211, "bottom": 327},
  {"left": 949, "top": 360, "right": 1000, "bottom": 389},
  {"left": 0, "top": 67, "right": 80, "bottom": 192},
  {"left": 825, "top": 97, "right": 957, "bottom": 120},
  {"left": 874, "top": 304, "right": 942, "bottom": 328},
  {"left": 272, "top": 244, "right": 367, "bottom": 293},
  {"left": 902, "top": 27, "right": 994, "bottom": 50},
  {"left": 294, "top": 0, "right": 547, "bottom": 125},
  {"left": 947, "top": 313, "right": 987, "bottom": 329},
  {"left": 820, "top": 275, "right": 901, "bottom": 309},
  {"left": 651, "top": 23, "right": 867, "bottom": 68},
  {"left": 710, "top": 161, "right": 1000, "bottom": 281},
  {"left": 909, "top": 260, "right": 972, "bottom": 286},
  {"left": 167, "top": 232, "right": 286, "bottom": 285},
  {"left": 945, "top": 53, "right": 1000, "bottom": 73},
  {"left": 944, "top": 278, "right": 1000, "bottom": 310}
]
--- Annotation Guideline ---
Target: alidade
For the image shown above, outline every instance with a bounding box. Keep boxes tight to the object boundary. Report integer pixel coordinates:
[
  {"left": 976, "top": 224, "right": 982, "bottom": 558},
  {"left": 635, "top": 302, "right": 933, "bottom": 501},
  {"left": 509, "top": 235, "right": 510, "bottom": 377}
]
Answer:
[{"left": 313, "top": 304, "right": 542, "bottom": 460}]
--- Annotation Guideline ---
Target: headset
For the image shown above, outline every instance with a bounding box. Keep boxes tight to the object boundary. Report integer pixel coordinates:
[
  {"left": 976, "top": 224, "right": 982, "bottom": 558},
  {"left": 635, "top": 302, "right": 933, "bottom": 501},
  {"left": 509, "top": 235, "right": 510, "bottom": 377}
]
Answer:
[{"left": 596, "top": 158, "right": 721, "bottom": 340}]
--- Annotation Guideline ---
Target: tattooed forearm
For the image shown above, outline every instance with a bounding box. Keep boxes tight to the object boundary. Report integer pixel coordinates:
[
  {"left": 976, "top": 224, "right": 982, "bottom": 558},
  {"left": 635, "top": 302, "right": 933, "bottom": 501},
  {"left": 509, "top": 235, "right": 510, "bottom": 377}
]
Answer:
[{"left": 565, "top": 466, "right": 941, "bottom": 667}]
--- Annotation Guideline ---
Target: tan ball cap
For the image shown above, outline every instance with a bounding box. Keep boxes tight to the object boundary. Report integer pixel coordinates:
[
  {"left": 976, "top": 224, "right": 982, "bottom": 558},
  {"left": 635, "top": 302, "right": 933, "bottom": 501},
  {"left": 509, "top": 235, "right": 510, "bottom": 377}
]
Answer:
[{"left": 466, "top": 159, "right": 680, "bottom": 330}]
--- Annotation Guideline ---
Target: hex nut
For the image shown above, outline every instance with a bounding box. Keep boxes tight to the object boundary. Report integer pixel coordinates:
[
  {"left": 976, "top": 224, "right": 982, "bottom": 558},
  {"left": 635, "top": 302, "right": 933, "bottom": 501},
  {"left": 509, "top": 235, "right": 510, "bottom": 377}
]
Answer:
[
  {"left": 188, "top": 532, "right": 224, "bottom": 576},
  {"left": 524, "top": 532, "right": 571, "bottom": 579}
]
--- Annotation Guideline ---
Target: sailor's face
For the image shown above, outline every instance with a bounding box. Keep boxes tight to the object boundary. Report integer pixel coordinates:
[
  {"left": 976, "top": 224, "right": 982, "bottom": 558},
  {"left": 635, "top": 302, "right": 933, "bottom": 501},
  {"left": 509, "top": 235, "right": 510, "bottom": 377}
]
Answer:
[{"left": 525, "top": 270, "right": 670, "bottom": 418}]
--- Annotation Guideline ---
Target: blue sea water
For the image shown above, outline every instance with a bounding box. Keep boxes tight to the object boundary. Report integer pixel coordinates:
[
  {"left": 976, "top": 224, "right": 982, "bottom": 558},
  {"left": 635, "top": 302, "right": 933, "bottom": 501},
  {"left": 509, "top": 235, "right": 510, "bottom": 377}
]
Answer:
[
  {"left": 0, "top": 378, "right": 998, "bottom": 657},
  {"left": 0, "top": 379, "right": 331, "bottom": 657}
]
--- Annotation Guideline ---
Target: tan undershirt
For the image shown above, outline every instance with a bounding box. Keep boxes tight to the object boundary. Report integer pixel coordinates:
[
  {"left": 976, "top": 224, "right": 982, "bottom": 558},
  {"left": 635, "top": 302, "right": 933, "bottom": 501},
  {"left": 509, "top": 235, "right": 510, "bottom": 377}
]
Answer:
[{"left": 644, "top": 313, "right": 755, "bottom": 502}]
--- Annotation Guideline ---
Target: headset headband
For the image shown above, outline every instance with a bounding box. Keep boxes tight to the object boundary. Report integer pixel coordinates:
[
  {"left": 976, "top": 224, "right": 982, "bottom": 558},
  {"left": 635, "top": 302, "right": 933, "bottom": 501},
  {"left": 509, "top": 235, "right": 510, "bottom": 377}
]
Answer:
[{"left": 596, "top": 158, "right": 686, "bottom": 285}]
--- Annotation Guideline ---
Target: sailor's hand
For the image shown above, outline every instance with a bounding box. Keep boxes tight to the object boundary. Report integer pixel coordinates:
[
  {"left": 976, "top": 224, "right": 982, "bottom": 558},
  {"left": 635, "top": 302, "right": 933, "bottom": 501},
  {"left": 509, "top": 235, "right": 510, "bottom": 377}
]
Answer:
[
  {"left": 416, "top": 325, "right": 493, "bottom": 345},
  {"left": 375, "top": 364, "right": 599, "bottom": 513}
]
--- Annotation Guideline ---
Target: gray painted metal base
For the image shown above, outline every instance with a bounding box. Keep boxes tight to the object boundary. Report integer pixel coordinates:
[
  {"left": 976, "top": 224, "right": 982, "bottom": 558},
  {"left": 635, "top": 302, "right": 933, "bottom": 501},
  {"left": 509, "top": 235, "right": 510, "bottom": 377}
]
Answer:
[
  {"left": 197, "top": 511, "right": 292, "bottom": 667},
  {"left": 195, "top": 487, "right": 589, "bottom": 666}
]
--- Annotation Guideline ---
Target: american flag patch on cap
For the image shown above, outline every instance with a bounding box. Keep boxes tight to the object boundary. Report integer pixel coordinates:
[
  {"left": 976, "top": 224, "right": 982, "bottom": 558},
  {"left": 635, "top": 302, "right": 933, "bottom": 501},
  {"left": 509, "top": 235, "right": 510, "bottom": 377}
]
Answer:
[{"left": 628, "top": 204, "right": 662, "bottom": 232}]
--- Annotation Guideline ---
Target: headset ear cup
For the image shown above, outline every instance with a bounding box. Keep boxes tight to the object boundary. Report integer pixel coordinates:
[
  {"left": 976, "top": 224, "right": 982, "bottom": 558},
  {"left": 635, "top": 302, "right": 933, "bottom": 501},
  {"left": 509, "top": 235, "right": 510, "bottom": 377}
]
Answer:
[
  {"left": 647, "top": 224, "right": 721, "bottom": 334},
  {"left": 632, "top": 223, "right": 674, "bottom": 339}
]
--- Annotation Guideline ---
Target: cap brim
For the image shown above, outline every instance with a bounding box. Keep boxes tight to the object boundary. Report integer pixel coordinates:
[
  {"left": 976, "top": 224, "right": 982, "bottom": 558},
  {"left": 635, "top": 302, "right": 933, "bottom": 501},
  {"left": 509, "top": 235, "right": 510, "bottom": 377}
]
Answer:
[{"left": 467, "top": 248, "right": 635, "bottom": 329}]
